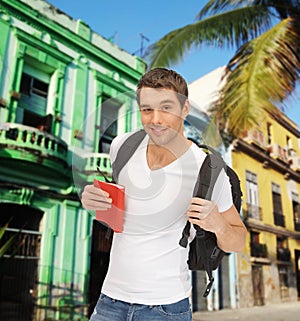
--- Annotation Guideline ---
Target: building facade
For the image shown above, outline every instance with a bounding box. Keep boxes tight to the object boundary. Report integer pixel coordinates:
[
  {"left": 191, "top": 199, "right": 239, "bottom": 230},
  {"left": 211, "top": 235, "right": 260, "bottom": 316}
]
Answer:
[
  {"left": 189, "top": 68, "right": 300, "bottom": 309},
  {"left": 0, "top": 1, "right": 215, "bottom": 319},
  {"left": 0, "top": 1, "right": 146, "bottom": 320},
  {"left": 233, "top": 112, "right": 300, "bottom": 307},
  {"left": 188, "top": 69, "right": 241, "bottom": 312}
]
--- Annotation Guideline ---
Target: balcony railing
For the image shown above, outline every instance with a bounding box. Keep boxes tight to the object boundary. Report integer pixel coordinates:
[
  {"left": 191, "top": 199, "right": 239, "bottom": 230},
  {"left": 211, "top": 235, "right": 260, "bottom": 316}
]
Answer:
[
  {"left": 251, "top": 243, "right": 268, "bottom": 258},
  {"left": 268, "top": 144, "right": 289, "bottom": 163},
  {"left": 242, "top": 129, "right": 267, "bottom": 149},
  {"left": 294, "top": 218, "right": 300, "bottom": 232},
  {"left": 1, "top": 228, "right": 41, "bottom": 259},
  {"left": 274, "top": 212, "right": 286, "bottom": 227},
  {"left": 72, "top": 152, "right": 112, "bottom": 187},
  {"left": 288, "top": 155, "right": 300, "bottom": 171},
  {"left": 246, "top": 203, "right": 262, "bottom": 220},
  {"left": 83, "top": 153, "right": 112, "bottom": 174},
  {"left": 277, "top": 248, "right": 291, "bottom": 262},
  {"left": 0, "top": 123, "right": 68, "bottom": 164}
]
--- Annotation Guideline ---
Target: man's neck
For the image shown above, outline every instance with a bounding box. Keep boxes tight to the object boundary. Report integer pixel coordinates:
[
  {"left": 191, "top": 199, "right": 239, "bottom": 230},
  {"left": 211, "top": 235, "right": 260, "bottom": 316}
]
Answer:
[{"left": 146, "top": 135, "right": 192, "bottom": 170}]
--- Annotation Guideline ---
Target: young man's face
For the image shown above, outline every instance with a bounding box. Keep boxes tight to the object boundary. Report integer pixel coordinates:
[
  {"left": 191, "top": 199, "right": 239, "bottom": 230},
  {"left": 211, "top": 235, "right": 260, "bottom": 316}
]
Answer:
[{"left": 138, "top": 87, "right": 189, "bottom": 146}]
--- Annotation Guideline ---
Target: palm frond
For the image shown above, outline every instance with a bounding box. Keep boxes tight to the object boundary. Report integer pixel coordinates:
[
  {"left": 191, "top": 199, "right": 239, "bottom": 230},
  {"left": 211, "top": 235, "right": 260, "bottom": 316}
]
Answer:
[
  {"left": 0, "top": 230, "right": 19, "bottom": 258},
  {"left": 147, "top": 6, "right": 271, "bottom": 69},
  {"left": 0, "top": 223, "right": 9, "bottom": 240},
  {"left": 202, "top": 118, "right": 224, "bottom": 149},
  {"left": 196, "top": 0, "right": 249, "bottom": 19},
  {"left": 214, "top": 17, "right": 300, "bottom": 136},
  {"left": 197, "top": 0, "right": 300, "bottom": 20},
  {"left": 267, "top": 0, "right": 300, "bottom": 19}
]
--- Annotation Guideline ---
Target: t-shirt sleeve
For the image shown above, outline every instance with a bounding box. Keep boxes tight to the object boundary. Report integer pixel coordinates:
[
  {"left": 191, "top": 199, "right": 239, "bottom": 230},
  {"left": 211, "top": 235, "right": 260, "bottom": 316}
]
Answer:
[{"left": 211, "top": 168, "right": 233, "bottom": 213}]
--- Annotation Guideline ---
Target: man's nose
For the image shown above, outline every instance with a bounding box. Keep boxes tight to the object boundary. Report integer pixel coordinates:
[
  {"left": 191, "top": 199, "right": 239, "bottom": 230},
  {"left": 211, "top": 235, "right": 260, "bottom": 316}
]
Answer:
[{"left": 151, "top": 109, "right": 162, "bottom": 124}]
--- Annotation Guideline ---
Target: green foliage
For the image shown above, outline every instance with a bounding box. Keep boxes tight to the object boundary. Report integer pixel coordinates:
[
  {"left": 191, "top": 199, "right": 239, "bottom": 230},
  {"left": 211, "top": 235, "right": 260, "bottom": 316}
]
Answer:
[
  {"left": 0, "top": 221, "right": 20, "bottom": 259},
  {"left": 216, "top": 17, "right": 300, "bottom": 136},
  {"left": 148, "top": 6, "right": 271, "bottom": 69},
  {"left": 147, "top": 0, "right": 300, "bottom": 137}
]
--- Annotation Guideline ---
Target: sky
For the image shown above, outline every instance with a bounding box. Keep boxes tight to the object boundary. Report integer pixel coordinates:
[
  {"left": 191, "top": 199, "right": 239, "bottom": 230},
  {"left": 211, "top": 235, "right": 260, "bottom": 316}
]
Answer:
[{"left": 47, "top": 0, "right": 300, "bottom": 127}]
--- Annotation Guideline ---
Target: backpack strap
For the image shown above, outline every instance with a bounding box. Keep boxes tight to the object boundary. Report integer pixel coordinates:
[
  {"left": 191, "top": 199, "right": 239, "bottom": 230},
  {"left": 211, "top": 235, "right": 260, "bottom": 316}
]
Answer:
[
  {"left": 226, "top": 166, "right": 242, "bottom": 213},
  {"left": 179, "top": 146, "right": 226, "bottom": 297},
  {"left": 192, "top": 148, "right": 225, "bottom": 200},
  {"left": 112, "top": 129, "right": 147, "bottom": 183},
  {"left": 99, "top": 130, "right": 146, "bottom": 239},
  {"left": 179, "top": 147, "right": 225, "bottom": 247}
]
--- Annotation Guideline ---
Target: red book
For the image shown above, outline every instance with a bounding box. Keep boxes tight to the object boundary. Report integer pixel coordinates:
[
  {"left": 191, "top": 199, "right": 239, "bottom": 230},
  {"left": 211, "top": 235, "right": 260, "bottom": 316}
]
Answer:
[{"left": 93, "top": 179, "right": 125, "bottom": 233}]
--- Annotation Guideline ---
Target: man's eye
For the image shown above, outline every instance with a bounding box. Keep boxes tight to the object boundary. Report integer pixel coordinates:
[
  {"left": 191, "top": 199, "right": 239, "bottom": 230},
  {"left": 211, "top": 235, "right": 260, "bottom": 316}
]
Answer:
[
  {"left": 141, "top": 108, "right": 152, "bottom": 113},
  {"left": 162, "top": 106, "right": 171, "bottom": 111}
]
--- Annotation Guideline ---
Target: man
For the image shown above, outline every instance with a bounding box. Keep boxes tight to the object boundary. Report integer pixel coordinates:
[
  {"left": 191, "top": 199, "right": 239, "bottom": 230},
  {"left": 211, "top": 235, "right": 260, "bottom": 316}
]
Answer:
[{"left": 81, "top": 68, "right": 247, "bottom": 321}]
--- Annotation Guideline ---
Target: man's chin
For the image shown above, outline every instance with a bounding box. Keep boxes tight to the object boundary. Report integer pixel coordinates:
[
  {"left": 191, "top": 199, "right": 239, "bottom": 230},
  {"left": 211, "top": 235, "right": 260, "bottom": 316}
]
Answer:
[
  {"left": 145, "top": 130, "right": 166, "bottom": 146},
  {"left": 145, "top": 130, "right": 178, "bottom": 147}
]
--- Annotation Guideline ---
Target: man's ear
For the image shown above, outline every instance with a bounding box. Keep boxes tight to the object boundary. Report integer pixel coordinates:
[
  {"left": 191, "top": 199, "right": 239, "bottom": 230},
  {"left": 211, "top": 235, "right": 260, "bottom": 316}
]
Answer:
[{"left": 182, "top": 99, "right": 190, "bottom": 118}]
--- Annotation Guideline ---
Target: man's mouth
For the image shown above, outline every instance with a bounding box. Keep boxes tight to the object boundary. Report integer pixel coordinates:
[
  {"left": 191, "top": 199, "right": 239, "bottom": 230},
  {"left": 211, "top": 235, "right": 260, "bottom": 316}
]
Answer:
[{"left": 149, "top": 127, "right": 168, "bottom": 136}]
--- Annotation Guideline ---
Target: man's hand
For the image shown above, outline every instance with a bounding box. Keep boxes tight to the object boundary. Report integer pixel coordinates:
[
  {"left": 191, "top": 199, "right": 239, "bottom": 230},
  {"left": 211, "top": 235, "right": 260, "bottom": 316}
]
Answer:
[
  {"left": 186, "top": 197, "right": 225, "bottom": 234},
  {"left": 81, "top": 184, "right": 112, "bottom": 211},
  {"left": 186, "top": 197, "right": 247, "bottom": 253}
]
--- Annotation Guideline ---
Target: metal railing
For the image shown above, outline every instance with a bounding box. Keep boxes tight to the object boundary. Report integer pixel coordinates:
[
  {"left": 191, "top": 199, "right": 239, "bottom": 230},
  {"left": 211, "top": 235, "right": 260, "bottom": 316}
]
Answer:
[
  {"left": 0, "top": 261, "right": 90, "bottom": 321},
  {"left": 35, "top": 265, "right": 89, "bottom": 321},
  {"left": 246, "top": 203, "right": 262, "bottom": 220},
  {"left": 0, "top": 123, "right": 68, "bottom": 164},
  {"left": 83, "top": 153, "right": 112, "bottom": 174},
  {"left": 250, "top": 243, "right": 268, "bottom": 258},
  {"left": 1, "top": 228, "right": 41, "bottom": 259},
  {"left": 273, "top": 212, "right": 285, "bottom": 227},
  {"left": 277, "top": 248, "right": 291, "bottom": 262}
]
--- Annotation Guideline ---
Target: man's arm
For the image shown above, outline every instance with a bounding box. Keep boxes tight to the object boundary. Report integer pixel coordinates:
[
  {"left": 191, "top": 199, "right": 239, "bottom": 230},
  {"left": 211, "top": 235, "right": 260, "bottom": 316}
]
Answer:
[{"left": 187, "top": 198, "right": 247, "bottom": 252}]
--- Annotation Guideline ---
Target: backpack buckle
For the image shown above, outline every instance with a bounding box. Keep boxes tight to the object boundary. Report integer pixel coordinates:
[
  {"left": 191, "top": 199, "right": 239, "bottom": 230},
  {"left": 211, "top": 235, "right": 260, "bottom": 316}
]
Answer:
[
  {"left": 211, "top": 246, "right": 221, "bottom": 259},
  {"left": 203, "top": 277, "right": 214, "bottom": 297}
]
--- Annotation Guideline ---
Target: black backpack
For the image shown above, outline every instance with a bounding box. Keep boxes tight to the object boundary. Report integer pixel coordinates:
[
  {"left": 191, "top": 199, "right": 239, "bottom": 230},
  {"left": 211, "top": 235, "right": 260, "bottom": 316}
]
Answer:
[{"left": 105, "top": 129, "right": 242, "bottom": 297}]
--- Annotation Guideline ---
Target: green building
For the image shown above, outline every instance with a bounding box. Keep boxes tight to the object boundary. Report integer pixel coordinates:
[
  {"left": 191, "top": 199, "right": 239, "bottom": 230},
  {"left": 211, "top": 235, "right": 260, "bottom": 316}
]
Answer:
[{"left": 0, "top": 0, "right": 146, "bottom": 320}]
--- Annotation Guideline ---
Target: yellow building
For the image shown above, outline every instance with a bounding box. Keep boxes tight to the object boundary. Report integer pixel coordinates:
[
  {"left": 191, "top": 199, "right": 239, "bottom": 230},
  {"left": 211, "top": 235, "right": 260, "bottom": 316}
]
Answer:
[
  {"left": 232, "top": 111, "right": 300, "bottom": 307},
  {"left": 189, "top": 68, "right": 300, "bottom": 308}
]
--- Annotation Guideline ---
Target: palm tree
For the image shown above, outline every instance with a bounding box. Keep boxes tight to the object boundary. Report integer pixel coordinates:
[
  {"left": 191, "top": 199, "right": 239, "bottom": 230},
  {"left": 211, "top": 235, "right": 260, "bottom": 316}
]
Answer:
[
  {"left": 147, "top": 0, "right": 300, "bottom": 137},
  {"left": 0, "top": 221, "right": 22, "bottom": 259}
]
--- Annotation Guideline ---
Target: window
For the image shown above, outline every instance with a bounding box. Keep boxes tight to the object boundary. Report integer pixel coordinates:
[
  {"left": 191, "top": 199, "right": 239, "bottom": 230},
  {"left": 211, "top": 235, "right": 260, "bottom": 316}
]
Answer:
[
  {"left": 251, "top": 231, "right": 259, "bottom": 244},
  {"left": 19, "top": 73, "right": 51, "bottom": 131},
  {"left": 272, "top": 183, "right": 285, "bottom": 227},
  {"left": 250, "top": 232, "right": 267, "bottom": 258},
  {"left": 267, "top": 123, "right": 272, "bottom": 145},
  {"left": 246, "top": 171, "right": 261, "bottom": 220},
  {"left": 286, "top": 136, "right": 295, "bottom": 157},
  {"left": 278, "top": 266, "right": 289, "bottom": 299},
  {"left": 20, "top": 73, "right": 48, "bottom": 98},
  {"left": 98, "top": 96, "right": 121, "bottom": 153},
  {"left": 292, "top": 192, "right": 300, "bottom": 231},
  {"left": 277, "top": 237, "right": 290, "bottom": 262}
]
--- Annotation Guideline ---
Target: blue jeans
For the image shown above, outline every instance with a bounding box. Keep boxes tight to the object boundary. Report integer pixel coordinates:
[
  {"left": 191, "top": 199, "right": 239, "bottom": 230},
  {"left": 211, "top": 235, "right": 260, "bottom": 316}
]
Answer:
[{"left": 90, "top": 293, "right": 192, "bottom": 321}]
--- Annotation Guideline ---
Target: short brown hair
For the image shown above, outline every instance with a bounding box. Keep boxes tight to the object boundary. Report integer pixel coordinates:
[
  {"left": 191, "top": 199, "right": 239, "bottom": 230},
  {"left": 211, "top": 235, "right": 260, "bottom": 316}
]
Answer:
[{"left": 136, "top": 68, "right": 188, "bottom": 106}]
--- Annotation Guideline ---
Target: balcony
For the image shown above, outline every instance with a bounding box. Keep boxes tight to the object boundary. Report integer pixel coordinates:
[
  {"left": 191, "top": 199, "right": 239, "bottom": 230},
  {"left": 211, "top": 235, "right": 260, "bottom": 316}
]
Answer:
[
  {"left": 0, "top": 123, "right": 72, "bottom": 190},
  {"left": 83, "top": 153, "right": 112, "bottom": 174},
  {"left": 72, "top": 151, "right": 112, "bottom": 187},
  {"left": 246, "top": 203, "right": 262, "bottom": 220},
  {"left": 268, "top": 144, "right": 289, "bottom": 163},
  {"left": 242, "top": 129, "right": 267, "bottom": 149},
  {"left": 273, "top": 212, "right": 285, "bottom": 227},
  {"left": 277, "top": 247, "right": 291, "bottom": 262},
  {"left": 288, "top": 155, "right": 300, "bottom": 171},
  {"left": 251, "top": 243, "right": 268, "bottom": 258}
]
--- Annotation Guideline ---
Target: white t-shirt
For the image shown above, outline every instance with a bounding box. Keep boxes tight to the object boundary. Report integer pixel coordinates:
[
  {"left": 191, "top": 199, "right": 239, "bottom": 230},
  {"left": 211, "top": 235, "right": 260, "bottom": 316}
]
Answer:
[{"left": 101, "top": 131, "right": 233, "bottom": 305}]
